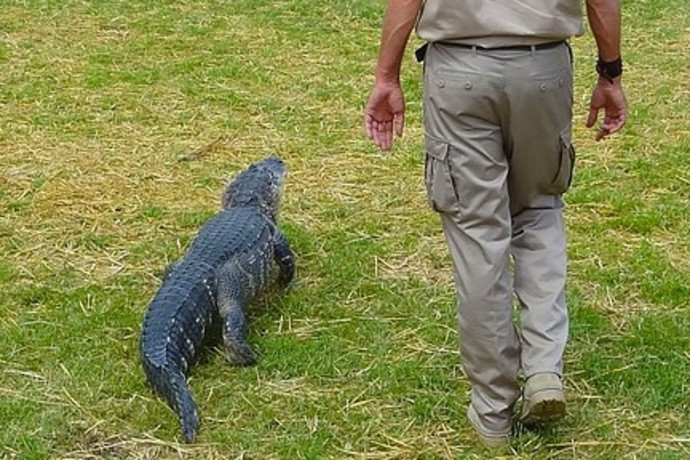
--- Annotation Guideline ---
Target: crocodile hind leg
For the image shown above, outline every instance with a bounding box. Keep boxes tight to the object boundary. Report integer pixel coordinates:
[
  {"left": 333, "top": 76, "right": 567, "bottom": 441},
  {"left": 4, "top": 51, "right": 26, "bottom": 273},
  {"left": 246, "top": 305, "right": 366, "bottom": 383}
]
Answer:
[
  {"left": 274, "top": 231, "right": 295, "bottom": 287},
  {"left": 216, "top": 267, "right": 258, "bottom": 366}
]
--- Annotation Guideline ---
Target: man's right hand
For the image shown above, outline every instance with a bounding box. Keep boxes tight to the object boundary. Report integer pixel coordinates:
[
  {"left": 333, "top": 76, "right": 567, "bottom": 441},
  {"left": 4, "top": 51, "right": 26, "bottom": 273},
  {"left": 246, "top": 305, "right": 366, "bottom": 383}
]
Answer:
[{"left": 364, "top": 81, "right": 405, "bottom": 151}]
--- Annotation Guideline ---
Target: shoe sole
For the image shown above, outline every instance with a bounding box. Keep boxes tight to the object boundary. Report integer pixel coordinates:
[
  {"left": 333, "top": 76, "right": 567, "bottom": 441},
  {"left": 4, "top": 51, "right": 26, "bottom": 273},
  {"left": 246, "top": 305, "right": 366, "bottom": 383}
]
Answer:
[{"left": 520, "top": 390, "right": 566, "bottom": 426}]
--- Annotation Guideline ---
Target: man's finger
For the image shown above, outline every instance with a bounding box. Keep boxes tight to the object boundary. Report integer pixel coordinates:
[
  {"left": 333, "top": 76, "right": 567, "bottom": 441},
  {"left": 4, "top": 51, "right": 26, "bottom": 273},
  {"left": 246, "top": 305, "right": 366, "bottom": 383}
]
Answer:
[
  {"left": 378, "top": 122, "right": 390, "bottom": 151},
  {"left": 598, "top": 114, "right": 626, "bottom": 140},
  {"left": 608, "top": 114, "right": 627, "bottom": 135},
  {"left": 364, "top": 114, "right": 374, "bottom": 139},
  {"left": 394, "top": 112, "right": 404, "bottom": 137},
  {"left": 372, "top": 125, "right": 383, "bottom": 149},
  {"left": 371, "top": 119, "right": 380, "bottom": 140},
  {"left": 595, "top": 126, "right": 609, "bottom": 141},
  {"left": 586, "top": 106, "right": 599, "bottom": 128},
  {"left": 378, "top": 124, "right": 389, "bottom": 149}
]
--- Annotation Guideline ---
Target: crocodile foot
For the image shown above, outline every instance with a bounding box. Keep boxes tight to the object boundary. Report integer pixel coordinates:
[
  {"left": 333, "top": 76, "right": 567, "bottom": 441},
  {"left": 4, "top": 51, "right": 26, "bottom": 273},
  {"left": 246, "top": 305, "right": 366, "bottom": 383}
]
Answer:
[{"left": 224, "top": 340, "right": 258, "bottom": 366}]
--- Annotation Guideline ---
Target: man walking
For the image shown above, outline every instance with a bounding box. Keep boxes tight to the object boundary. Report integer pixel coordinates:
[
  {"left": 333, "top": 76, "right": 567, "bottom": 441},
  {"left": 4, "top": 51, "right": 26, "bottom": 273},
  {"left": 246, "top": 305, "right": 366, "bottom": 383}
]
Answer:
[{"left": 364, "top": 0, "right": 627, "bottom": 446}]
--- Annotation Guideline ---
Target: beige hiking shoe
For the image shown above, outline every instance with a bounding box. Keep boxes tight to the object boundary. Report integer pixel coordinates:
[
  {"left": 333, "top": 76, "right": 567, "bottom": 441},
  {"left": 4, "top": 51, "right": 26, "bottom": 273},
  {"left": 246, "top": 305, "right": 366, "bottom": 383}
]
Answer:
[
  {"left": 520, "top": 373, "right": 566, "bottom": 426},
  {"left": 467, "top": 404, "right": 511, "bottom": 448}
]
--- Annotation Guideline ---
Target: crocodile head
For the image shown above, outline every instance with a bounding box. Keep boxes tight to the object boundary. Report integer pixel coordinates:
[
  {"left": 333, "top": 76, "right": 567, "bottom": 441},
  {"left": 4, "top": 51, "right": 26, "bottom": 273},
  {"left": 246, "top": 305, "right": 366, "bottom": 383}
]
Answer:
[{"left": 221, "top": 156, "right": 286, "bottom": 219}]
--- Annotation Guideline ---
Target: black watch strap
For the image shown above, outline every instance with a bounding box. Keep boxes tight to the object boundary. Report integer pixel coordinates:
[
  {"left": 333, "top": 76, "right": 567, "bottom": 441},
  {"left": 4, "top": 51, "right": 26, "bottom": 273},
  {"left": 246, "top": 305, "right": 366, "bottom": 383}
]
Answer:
[{"left": 596, "top": 56, "right": 623, "bottom": 83}]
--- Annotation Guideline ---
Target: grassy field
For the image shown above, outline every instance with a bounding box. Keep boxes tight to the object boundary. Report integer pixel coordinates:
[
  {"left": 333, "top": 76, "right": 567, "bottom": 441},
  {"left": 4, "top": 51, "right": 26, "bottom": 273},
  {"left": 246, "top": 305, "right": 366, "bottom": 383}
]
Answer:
[{"left": 1, "top": 0, "right": 688, "bottom": 458}]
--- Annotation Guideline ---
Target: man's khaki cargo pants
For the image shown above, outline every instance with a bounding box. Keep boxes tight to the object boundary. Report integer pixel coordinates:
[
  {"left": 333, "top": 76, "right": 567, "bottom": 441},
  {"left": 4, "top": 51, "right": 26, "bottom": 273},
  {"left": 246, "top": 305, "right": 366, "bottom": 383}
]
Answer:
[{"left": 422, "top": 41, "right": 575, "bottom": 434}]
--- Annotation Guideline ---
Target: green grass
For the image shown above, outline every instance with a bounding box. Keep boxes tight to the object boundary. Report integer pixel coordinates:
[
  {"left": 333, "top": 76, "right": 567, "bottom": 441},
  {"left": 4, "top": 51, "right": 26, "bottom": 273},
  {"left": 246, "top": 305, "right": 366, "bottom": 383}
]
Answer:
[{"left": 1, "top": 0, "right": 689, "bottom": 458}]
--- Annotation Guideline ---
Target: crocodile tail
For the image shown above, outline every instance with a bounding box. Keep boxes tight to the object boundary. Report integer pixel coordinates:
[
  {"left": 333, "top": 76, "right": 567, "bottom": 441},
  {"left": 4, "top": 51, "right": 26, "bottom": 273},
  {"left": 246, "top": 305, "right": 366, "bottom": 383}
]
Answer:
[
  {"left": 167, "top": 367, "right": 200, "bottom": 443},
  {"left": 142, "top": 358, "right": 200, "bottom": 442}
]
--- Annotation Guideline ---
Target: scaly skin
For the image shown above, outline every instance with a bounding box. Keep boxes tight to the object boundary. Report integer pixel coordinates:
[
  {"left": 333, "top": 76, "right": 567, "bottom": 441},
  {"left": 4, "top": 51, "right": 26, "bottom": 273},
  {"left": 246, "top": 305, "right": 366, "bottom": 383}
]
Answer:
[{"left": 139, "top": 157, "right": 294, "bottom": 442}]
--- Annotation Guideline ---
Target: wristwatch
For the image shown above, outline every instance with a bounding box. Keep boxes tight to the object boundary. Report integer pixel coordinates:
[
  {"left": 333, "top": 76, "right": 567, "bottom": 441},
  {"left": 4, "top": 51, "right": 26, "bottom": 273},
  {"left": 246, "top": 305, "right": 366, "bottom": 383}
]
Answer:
[{"left": 596, "top": 56, "right": 623, "bottom": 83}]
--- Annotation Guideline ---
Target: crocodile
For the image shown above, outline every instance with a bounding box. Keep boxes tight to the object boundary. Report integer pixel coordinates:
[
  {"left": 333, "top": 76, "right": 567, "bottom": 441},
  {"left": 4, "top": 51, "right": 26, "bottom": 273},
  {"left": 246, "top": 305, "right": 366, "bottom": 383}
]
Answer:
[{"left": 139, "top": 156, "right": 295, "bottom": 442}]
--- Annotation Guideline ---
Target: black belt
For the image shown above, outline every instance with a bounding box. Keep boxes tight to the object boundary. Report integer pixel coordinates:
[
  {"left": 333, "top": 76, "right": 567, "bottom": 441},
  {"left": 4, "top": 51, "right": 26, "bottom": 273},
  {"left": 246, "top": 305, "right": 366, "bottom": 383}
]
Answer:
[{"left": 415, "top": 40, "right": 565, "bottom": 62}]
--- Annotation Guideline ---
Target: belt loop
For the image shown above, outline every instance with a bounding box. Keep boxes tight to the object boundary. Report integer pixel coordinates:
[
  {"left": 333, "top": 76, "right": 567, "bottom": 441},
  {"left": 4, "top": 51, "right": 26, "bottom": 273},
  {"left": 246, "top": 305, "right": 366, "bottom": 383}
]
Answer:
[
  {"left": 472, "top": 45, "right": 477, "bottom": 57},
  {"left": 565, "top": 41, "right": 573, "bottom": 66},
  {"left": 530, "top": 45, "right": 536, "bottom": 57}
]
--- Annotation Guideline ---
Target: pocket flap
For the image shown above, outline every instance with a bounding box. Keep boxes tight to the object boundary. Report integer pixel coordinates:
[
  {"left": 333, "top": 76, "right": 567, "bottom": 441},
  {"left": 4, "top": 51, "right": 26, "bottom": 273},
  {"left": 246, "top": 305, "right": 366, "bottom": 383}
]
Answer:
[
  {"left": 425, "top": 135, "right": 449, "bottom": 161},
  {"left": 555, "top": 128, "right": 576, "bottom": 190}
]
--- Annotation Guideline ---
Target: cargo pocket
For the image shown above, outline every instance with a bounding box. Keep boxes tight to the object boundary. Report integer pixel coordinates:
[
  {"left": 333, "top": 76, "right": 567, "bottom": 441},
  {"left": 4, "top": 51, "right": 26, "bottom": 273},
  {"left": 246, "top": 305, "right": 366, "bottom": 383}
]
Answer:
[
  {"left": 550, "top": 129, "right": 576, "bottom": 194},
  {"left": 424, "top": 136, "right": 460, "bottom": 213}
]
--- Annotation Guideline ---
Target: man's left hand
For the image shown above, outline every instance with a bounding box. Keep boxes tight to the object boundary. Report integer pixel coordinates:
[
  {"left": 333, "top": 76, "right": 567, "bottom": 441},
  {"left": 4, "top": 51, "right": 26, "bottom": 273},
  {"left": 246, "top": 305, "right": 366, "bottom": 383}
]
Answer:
[{"left": 586, "top": 77, "right": 628, "bottom": 141}]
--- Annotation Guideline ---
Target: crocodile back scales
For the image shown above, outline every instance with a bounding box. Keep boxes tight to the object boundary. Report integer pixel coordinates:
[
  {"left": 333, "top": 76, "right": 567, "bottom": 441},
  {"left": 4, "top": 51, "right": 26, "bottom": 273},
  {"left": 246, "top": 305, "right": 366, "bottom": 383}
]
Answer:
[{"left": 141, "top": 207, "right": 275, "bottom": 370}]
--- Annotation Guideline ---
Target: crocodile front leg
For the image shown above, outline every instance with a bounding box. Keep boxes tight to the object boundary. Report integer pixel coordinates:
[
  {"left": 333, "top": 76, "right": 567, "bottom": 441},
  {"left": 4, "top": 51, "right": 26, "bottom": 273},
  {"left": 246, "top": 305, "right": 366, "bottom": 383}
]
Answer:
[
  {"left": 216, "top": 265, "right": 258, "bottom": 366},
  {"left": 274, "top": 231, "right": 295, "bottom": 287}
]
